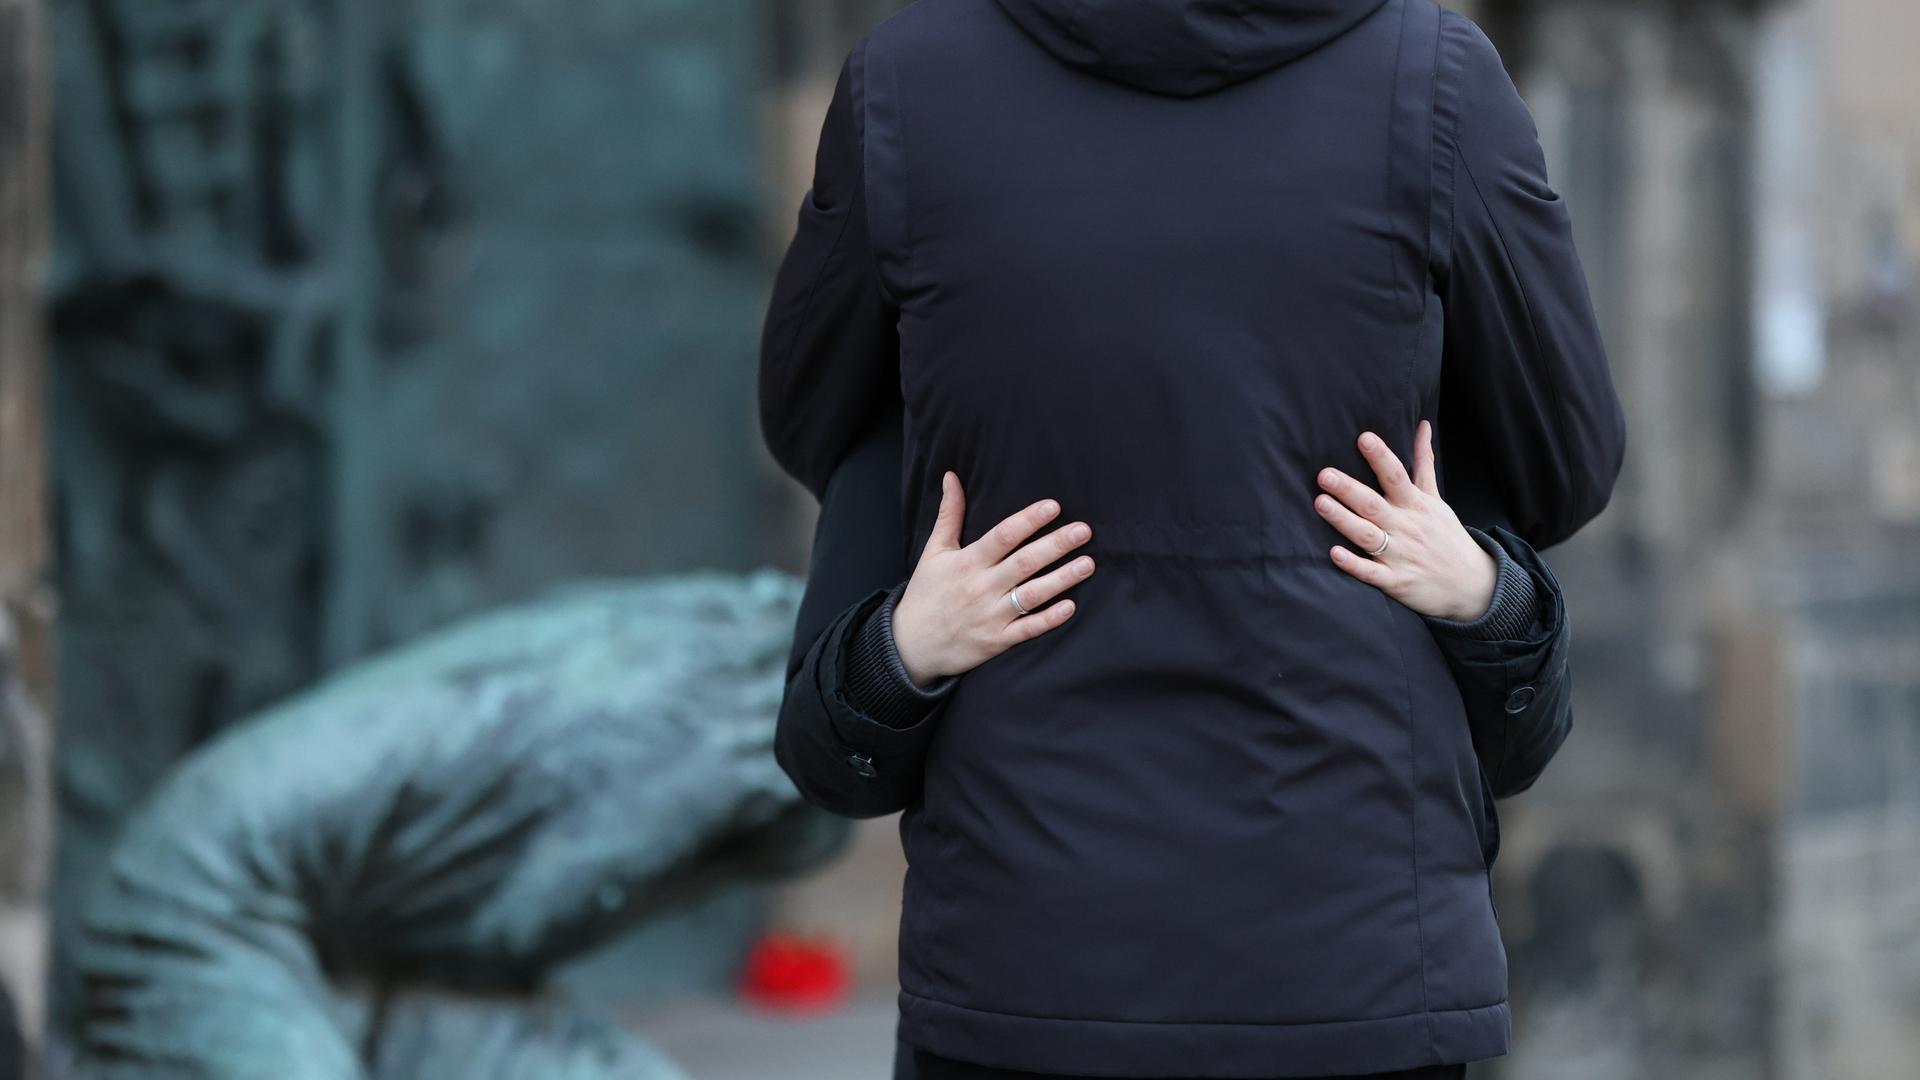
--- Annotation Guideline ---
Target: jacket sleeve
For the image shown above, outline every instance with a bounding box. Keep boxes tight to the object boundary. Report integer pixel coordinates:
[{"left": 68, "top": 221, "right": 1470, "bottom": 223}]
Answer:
[
  {"left": 1433, "top": 12, "right": 1628, "bottom": 551},
  {"left": 777, "top": 587, "right": 948, "bottom": 819},
  {"left": 1421, "top": 525, "right": 1543, "bottom": 643},
  {"left": 842, "top": 580, "right": 961, "bottom": 729},
  {"left": 775, "top": 404, "right": 951, "bottom": 819},
  {"left": 759, "top": 51, "right": 900, "bottom": 502},
  {"left": 1423, "top": 523, "right": 1574, "bottom": 803}
]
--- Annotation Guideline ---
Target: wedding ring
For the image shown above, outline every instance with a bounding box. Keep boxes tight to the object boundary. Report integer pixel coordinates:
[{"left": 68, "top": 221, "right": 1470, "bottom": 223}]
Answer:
[
  {"left": 1008, "top": 586, "right": 1033, "bottom": 616},
  {"left": 1367, "top": 532, "right": 1391, "bottom": 557}
]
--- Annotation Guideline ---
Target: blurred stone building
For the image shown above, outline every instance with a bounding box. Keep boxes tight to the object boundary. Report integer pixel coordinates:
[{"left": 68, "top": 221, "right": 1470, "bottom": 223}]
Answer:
[
  {"left": 1762, "top": 1, "right": 1920, "bottom": 1077},
  {"left": 1472, "top": 2, "right": 1919, "bottom": 1078}
]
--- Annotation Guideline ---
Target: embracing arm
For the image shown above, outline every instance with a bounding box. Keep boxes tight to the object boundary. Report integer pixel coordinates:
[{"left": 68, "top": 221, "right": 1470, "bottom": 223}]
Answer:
[
  {"left": 1424, "top": 524, "right": 1572, "bottom": 800},
  {"left": 792, "top": 417, "right": 1570, "bottom": 814},
  {"left": 775, "top": 405, "right": 1092, "bottom": 818},
  {"left": 761, "top": 43, "right": 944, "bottom": 814},
  {"left": 1317, "top": 424, "right": 1574, "bottom": 802},
  {"left": 776, "top": 406, "right": 958, "bottom": 820}
]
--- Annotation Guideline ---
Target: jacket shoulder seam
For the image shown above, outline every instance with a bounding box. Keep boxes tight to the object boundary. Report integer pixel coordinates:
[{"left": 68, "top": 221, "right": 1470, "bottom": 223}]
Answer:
[
  {"left": 1430, "top": 8, "right": 1478, "bottom": 288},
  {"left": 857, "top": 29, "right": 916, "bottom": 307}
]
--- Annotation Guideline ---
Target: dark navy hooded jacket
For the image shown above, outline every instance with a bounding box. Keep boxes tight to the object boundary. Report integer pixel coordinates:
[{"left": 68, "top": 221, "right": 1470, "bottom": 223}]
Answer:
[{"left": 758, "top": 0, "right": 1626, "bottom": 1075}]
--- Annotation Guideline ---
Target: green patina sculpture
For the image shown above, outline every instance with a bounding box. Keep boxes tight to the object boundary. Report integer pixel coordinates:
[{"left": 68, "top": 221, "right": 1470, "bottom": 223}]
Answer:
[
  {"left": 47, "top": 0, "right": 773, "bottom": 1041},
  {"left": 75, "top": 570, "right": 847, "bottom": 1078}
]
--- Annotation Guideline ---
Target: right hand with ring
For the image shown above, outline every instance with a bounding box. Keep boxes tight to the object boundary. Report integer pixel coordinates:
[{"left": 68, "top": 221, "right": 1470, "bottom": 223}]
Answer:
[{"left": 891, "top": 470, "right": 1095, "bottom": 688}]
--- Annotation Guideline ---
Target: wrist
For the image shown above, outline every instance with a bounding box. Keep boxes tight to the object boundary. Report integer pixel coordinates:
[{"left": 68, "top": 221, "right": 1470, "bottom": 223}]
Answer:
[
  {"left": 1424, "top": 526, "right": 1545, "bottom": 641},
  {"left": 1440, "top": 545, "right": 1499, "bottom": 623},
  {"left": 841, "top": 586, "right": 957, "bottom": 729},
  {"left": 896, "top": 635, "right": 943, "bottom": 689},
  {"left": 888, "top": 594, "right": 945, "bottom": 689}
]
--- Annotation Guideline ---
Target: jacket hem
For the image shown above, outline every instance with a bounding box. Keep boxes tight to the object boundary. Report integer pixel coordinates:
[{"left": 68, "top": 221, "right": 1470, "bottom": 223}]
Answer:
[{"left": 896, "top": 990, "right": 1510, "bottom": 1078}]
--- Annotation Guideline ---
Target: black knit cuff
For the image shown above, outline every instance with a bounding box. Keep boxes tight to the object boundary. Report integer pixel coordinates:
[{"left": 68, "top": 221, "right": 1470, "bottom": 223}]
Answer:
[
  {"left": 841, "top": 582, "right": 959, "bottom": 729},
  {"left": 1423, "top": 526, "right": 1544, "bottom": 641}
]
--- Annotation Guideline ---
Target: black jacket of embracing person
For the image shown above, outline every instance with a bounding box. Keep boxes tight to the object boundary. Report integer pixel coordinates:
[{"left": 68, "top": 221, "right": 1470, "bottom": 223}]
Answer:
[{"left": 758, "top": 1, "right": 1627, "bottom": 1076}]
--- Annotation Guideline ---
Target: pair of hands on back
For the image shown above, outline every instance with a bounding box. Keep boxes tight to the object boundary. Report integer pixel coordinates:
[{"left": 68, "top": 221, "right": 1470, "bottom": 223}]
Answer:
[{"left": 890, "top": 419, "right": 1499, "bottom": 688}]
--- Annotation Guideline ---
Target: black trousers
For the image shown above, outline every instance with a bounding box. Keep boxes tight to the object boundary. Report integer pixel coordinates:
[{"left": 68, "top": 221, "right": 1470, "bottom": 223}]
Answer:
[{"left": 895, "top": 1041, "right": 1468, "bottom": 1080}]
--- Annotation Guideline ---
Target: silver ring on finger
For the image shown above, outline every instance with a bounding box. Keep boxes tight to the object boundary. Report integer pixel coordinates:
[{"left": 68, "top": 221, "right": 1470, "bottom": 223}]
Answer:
[
  {"left": 1366, "top": 531, "right": 1391, "bottom": 557},
  {"left": 1008, "top": 585, "right": 1034, "bottom": 616}
]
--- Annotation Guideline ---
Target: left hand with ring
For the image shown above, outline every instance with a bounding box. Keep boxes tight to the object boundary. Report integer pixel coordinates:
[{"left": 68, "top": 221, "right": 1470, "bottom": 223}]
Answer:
[{"left": 1313, "top": 420, "right": 1498, "bottom": 623}]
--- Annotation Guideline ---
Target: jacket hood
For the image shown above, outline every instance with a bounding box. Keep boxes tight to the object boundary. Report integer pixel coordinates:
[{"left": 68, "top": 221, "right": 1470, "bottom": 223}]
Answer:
[{"left": 994, "top": 0, "right": 1392, "bottom": 96}]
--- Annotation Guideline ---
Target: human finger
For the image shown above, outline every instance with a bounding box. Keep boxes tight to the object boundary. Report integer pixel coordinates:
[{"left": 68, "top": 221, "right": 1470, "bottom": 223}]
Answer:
[
  {"left": 1316, "top": 466, "right": 1390, "bottom": 521},
  {"left": 1002, "top": 552, "right": 1095, "bottom": 620},
  {"left": 1412, "top": 420, "right": 1438, "bottom": 497},
  {"left": 967, "top": 496, "right": 1064, "bottom": 566},
  {"left": 990, "top": 519, "right": 1092, "bottom": 591},
  {"left": 1329, "top": 545, "right": 1392, "bottom": 588},
  {"left": 923, "top": 470, "right": 966, "bottom": 556},
  {"left": 1003, "top": 597, "right": 1077, "bottom": 644},
  {"left": 1357, "top": 431, "right": 1415, "bottom": 502},
  {"left": 1314, "top": 493, "right": 1389, "bottom": 558}
]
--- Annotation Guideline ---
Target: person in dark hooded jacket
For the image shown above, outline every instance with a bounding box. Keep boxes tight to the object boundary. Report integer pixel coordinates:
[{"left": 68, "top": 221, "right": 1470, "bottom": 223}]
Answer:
[
  {"left": 759, "top": 1, "right": 1626, "bottom": 1077},
  {"left": 771, "top": 402, "right": 1578, "bottom": 1080}
]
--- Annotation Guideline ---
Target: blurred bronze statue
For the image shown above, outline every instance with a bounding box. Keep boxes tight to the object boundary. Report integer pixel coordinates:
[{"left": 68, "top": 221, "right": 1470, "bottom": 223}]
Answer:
[{"left": 74, "top": 571, "right": 845, "bottom": 1078}]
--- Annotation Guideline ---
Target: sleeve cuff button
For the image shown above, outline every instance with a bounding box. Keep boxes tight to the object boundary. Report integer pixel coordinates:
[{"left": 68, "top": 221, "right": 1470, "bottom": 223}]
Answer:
[
  {"left": 1503, "top": 686, "right": 1536, "bottom": 714},
  {"left": 848, "top": 752, "right": 878, "bottom": 778}
]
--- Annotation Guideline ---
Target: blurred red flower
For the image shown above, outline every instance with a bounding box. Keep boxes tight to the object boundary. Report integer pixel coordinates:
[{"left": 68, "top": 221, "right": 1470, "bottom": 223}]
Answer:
[{"left": 737, "top": 929, "right": 852, "bottom": 1013}]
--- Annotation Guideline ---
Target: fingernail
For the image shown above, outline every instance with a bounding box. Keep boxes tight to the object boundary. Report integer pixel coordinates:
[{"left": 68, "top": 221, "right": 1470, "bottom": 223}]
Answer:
[
  {"left": 1072, "top": 523, "right": 1091, "bottom": 542},
  {"left": 1077, "top": 556, "right": 1094, "bottom": 575},
  {"left": 1319, "top": 468, "right": 1338, "bottom": 486},
  {"left": 1042, "top": 499, "right": 1059, "bottom": 515},
  {"left": 1361, "top": 432, "right": 1379, "bottom": 450},
  {"left": 1315, "top": 495, "right": 1331, "bottom": 514},
  {"left": 1058, "top": 600, "right": 1075, "bottom": 616},
  {"left": 1331, "top": 547, "right": 1347, "bottom": 561}
]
